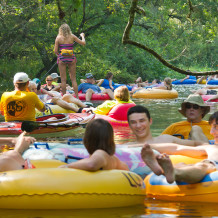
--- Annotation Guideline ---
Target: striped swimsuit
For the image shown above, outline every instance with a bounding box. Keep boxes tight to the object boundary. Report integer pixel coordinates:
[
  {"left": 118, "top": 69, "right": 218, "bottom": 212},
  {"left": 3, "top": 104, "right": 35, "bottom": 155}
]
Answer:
[{"left": 58, "top": 44, "right": 77, "bottom": 64}]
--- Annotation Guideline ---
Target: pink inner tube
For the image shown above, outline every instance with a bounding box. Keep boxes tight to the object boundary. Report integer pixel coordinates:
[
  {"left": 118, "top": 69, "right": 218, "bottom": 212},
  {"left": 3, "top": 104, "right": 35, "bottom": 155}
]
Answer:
[
  {"left": 74, "top": 91, "right": 110, "bottom": 101},
  {"left": 201, "top": 95, "right": 218, "bottom": 102},
  {"left": 95, "top": 103, "right": 136, "bottom": 127}
]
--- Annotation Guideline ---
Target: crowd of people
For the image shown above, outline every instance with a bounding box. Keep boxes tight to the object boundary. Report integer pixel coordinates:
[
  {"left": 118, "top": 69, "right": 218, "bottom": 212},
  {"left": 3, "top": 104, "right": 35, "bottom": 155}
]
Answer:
[{"left": 0, "top": 22, "right": 217, "bottom": 188}]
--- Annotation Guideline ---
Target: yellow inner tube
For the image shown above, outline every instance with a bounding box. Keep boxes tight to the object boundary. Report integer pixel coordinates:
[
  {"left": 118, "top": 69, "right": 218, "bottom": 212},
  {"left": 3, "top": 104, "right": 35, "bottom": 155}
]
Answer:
[{"left": 0, "top": 160, "right": 146, "bottom": 209}]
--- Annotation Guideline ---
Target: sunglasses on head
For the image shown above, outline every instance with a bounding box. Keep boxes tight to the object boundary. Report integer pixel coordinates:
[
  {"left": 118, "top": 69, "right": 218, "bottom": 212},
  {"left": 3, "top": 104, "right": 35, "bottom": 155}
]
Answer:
[{"left": 185, "top": 103, "right": 201, "bottom": 110}]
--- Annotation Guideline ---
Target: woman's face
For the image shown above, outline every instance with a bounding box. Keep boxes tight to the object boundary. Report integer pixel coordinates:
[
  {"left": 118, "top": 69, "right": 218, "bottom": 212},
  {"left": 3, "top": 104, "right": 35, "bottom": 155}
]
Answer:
[{"left": 46, "top": 77, "right": 53, "bottom": 85}]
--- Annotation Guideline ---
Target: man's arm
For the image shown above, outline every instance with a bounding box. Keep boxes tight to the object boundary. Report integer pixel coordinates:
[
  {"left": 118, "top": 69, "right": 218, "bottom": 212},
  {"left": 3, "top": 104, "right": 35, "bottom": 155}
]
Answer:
[{"left": 149, "top": 143, "right": 207, "bottom": 158}]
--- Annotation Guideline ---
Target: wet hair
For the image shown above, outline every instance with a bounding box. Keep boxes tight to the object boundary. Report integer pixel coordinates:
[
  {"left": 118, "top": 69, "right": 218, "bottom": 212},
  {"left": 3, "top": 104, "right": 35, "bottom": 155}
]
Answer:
[
  {"left": 164, "top": 77, "right": 172, "bottom": 90},
  {"left": 127, "top": 105, "right": 151, "bottom": 122},
  {"left": 209, "top": 111, "right": 218, "bottom": 125},
  {"left": 83, "top": 119, "right": 115, "bottom": 155},
  {"left": 105, "top": 72, "right": 113, "bottom": 80},
  {"left": 114, "top": 86, "right": 130, "bottom": 102},
  {"left": 58, "top": 23, "right": 72, "bottom": 38}
]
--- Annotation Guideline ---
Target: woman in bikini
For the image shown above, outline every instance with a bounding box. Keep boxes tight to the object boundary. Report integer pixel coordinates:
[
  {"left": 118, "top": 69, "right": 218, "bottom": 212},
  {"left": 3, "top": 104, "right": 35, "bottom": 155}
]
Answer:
[
  {"left": 41, "top": 76, "right": 60, "bottom": 92},
  {"left": 54, "top": 23, "right": 86, "bottom": 98}
]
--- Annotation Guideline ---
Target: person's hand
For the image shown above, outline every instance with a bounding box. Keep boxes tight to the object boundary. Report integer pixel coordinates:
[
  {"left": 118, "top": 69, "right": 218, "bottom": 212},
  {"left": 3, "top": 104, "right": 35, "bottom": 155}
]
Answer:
[
  {"left": 82, "top": 107, "right": 94, "bottom": 114},
  {"left": 80, "top": 33, "right": 85, "bottom": 37}
]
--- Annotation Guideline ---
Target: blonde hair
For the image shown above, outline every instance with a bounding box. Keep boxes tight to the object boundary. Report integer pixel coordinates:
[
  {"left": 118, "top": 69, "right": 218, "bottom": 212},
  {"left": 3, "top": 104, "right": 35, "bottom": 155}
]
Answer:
[
  {"left": 114, "top": 86, "right": 130, "bottom": 102},
  {"left": 164, "top": 77, "right": 172, "bottom": 90},
  {"left": 46, "top": 76, "right": 53, "bottom": 81},
  {"left": 58, "top": 23, "right": 72, "bottom": 38}
]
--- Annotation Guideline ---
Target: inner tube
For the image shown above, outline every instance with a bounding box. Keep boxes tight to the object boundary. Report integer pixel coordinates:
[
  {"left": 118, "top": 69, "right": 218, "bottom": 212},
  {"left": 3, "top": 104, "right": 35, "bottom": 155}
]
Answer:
[
  {"left": 0, "top": 160, "right": 146, "bottom": 209},
  {"left": 207, "top": 80, "right": 218, "bottom": 85},
  {"left": 172, "top": 79, "right": 197, "bottom": 85}
]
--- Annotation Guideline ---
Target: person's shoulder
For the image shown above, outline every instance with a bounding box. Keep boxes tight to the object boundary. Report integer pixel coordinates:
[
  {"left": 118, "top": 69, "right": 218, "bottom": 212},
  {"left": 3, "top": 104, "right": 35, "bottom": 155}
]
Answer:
[{"left": 154, "top": 134, "right": 175, "bottom": 143}]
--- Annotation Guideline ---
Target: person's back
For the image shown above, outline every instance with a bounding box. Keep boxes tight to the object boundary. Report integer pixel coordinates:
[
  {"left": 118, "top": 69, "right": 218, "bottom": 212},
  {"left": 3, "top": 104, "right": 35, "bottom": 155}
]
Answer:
[{"left": 0, "top": 72, "right": 45, "bottom": 122}]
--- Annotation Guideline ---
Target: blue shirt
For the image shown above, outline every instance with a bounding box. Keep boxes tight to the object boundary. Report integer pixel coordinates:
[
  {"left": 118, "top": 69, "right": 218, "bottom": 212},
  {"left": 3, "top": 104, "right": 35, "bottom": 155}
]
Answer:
[
  {"left": 101, "top": 79, "right": 114, "bottom": 90},
  {"left": 78, "top": 83, "right": 101, "bottom": 93}
]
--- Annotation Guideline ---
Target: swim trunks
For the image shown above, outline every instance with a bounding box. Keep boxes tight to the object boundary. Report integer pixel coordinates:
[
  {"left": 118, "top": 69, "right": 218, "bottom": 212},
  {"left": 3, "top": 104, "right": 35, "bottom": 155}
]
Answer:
[{"left": 206, "top": 90, "right": 217, "bottom": 95}]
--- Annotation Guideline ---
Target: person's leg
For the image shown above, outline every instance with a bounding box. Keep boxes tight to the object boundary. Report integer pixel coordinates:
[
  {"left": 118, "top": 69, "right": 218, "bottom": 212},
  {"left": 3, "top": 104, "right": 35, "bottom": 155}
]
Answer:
[
  {"left": 85, "top": 89, "right": 95, "bottom": 101},
  {"left": 62, "top": 94, "right": 86, "bottom": 108},
  {"left": 141, "top": 144, "right": 163, "bottom": 175},
  {"left": 68, "top": 61, "right": 78, "bottom": 98},
  {"left": 158, "top": 156, "right": 216, "bottom": 184},
  {"left": 58, "top": 62, "right": 67, "bottom": 95},
  {"left": 51, "top": 97, "right": 79, "bottom": 112},
  {"left": 102, "top": 89, "right": 114, "bottom": 100},
  {"left": 189, "top": 125, "right": 209, "bottom": 143},
  {"left": 193, "top": 89, "right": 207, "bottom": 95}
]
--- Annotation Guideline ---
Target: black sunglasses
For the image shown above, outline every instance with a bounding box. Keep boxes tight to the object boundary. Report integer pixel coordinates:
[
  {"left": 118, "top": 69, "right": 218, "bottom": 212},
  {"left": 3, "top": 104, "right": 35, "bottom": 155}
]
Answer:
[
  {"left": 46, "top": 80, "right": 53, "bottom": 81},
  {"left": 185, "top": 103, "right": 201, "bottom": 110}
]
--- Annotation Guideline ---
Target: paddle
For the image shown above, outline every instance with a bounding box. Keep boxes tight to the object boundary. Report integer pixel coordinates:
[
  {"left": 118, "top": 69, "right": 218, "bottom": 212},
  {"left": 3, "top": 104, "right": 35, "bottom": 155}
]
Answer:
[{"left": 21, "top": 121, "right": 79, "bottom": 133}]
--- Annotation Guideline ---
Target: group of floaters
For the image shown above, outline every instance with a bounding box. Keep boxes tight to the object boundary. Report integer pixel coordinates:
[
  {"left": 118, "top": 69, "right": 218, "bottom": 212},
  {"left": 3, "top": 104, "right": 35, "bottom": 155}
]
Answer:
[{"left": 0, "top": 70, "right": 218, "bottom": 209}]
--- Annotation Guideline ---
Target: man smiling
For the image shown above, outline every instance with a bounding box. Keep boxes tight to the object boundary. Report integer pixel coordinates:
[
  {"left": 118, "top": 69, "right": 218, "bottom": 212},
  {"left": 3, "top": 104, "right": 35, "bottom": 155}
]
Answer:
[
  {"left": 125, "top": 105, "right": 205, "bottom": 147},
  {"left": 162, "top": 94, "right": 213, "bottom": 142}
]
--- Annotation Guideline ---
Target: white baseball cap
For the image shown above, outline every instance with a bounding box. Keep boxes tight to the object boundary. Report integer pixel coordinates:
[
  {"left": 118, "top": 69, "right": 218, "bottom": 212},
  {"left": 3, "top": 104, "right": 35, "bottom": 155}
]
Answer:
[
  {"left": 50, "top": 73, "right": 60, "bottom": 79},
  {"left": 13, "top": 72, "right": 30, "bottom": 83}
]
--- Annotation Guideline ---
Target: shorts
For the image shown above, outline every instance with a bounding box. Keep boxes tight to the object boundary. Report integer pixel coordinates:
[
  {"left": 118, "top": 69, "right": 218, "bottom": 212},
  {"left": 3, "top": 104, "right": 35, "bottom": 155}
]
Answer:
[{"left": 206, "top": 90, "right": 217, "bottom": 95}]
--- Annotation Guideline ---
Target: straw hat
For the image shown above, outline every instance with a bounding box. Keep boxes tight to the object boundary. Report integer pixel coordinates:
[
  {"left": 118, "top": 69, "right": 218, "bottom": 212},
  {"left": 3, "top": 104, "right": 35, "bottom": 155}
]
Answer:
[{"left": 178, "top": 94, "right": 210, "bottom": 118}]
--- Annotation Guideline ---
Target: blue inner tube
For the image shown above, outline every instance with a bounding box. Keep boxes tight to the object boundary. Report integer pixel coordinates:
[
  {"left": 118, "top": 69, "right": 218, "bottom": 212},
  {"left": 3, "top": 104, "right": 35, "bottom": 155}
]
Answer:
[
  {"left": 172, "top": 79, "right": 197, "bottom": 85},
  {"left": 207, "top": 80, "right": 218, "bottom": 85}
]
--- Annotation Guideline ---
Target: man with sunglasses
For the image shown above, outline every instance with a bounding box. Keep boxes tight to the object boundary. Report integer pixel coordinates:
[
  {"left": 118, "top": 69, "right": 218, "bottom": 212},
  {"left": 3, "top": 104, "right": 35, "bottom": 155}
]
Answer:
[
  {"left": 162, "top": 94, "right": 213, "bottom": 142},
  {"left": 141, "top": 111, "right": 218, "bottom": 184}
]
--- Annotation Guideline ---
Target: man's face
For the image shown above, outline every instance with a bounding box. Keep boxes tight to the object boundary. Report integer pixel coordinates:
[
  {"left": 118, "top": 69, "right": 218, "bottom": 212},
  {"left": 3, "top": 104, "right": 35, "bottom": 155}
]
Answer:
[
  {"left": 185, "top": 103, "right": 204, "bottom": 122},
  {"left": 210, "top": 120, "right": 218, "bottom": 144},
  {"left": 128, "top": 113, "right": 152, "bottom": 139},
  {"left": 86, "top": 78, "right": 94, "bottom": 84}
]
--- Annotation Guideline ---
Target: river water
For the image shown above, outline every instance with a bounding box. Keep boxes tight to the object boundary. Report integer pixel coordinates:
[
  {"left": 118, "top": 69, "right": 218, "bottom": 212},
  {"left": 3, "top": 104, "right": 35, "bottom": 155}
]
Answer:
[{"left": 1, "top": 85, "right": 218, "bottom": 217}]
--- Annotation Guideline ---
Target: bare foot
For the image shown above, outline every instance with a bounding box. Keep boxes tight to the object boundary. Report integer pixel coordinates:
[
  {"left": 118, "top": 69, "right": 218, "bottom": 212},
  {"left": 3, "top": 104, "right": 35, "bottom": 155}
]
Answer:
[
  {"left": 141, "top": 144, "right": 163, "bottom": 175},
  {"left": 157, "top": 153, "right": 175, "bottom": 184}
]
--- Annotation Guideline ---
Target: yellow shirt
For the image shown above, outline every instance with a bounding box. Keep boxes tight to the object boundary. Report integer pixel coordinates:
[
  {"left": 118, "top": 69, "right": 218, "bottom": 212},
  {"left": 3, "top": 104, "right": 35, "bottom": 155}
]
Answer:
[
  {"left": 0, "top": 91, "right": 44, "bottom": 122},
  {"left": 93, "top": 100, "right": 134, "bottom": 115},
  {"left": 162, "top": 120, "right": 214, "bottom": 140}
]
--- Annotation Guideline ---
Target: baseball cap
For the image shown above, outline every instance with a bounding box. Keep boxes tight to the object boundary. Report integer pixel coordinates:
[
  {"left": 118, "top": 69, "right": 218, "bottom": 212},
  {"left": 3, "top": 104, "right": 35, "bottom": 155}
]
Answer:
[
  {"left": 13, "top": 72, "right": 30, "bottom": 83},
  {"left": 85, "top": 73, "right": 94, "bottom": 79},
  {"left": 50, "top": 73, "right": 60, "bottom": 79}
]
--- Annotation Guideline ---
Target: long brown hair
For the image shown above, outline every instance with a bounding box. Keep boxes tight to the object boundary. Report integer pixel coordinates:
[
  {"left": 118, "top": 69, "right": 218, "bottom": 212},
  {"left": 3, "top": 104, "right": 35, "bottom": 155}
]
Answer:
[{"left": 83, "top": 119, "right": 115, "bottom": 155}]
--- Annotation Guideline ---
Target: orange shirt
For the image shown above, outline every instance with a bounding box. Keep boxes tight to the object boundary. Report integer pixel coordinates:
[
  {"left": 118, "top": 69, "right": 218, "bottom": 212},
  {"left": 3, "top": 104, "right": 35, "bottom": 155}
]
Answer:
[{"left": 162, "top": 120, "right": 214, "bottom": 140}]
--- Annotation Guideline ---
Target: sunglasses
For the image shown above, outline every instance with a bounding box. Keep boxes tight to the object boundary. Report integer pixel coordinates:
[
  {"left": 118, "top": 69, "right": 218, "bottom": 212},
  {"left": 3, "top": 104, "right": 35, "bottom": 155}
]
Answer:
[
  {"left": 185, "top": 103, "right": 201, "bottom": 110},
  {"left": 46, "top": 80, "right": 53, "bottom": 81}
]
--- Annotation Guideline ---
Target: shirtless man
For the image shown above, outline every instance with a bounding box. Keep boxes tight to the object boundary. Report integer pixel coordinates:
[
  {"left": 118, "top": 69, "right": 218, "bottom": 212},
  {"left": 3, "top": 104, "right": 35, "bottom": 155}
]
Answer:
[
  {"left": 126, "top": 105, "right": 205, "bottom": 147},
  {"left": 141, "top": 111, "right": 218, "bottom": 184},
  {"left": 0, "top": 132, "right": 36, "bottom": 172}
]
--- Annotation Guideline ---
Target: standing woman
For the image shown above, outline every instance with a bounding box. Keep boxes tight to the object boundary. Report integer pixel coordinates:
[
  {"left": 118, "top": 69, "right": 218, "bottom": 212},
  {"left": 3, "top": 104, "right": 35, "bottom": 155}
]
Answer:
[{"left": 54, "top": 23, "right": 86, "bottom": 98}]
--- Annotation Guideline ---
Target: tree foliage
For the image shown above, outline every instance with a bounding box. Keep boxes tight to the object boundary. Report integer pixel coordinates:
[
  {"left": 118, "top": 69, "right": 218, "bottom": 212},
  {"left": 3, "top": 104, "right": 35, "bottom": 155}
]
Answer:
[{"left": 0, "top": 0, "right": 217, "bottom": 92}]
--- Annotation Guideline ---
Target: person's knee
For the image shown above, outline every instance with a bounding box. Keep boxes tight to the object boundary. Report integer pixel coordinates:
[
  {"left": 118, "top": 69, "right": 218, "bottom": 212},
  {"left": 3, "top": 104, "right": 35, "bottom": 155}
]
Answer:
[
  {"left": 86, "top": 89, "right": 94, "bottom": 94},
  {"left": 50, "top": 97, "right": 59, "bottom": 104}
]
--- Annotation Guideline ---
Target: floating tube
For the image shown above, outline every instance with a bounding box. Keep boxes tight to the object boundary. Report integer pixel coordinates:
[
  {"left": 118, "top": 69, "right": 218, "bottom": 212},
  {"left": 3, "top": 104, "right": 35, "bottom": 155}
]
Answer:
[
  {"left": 95, "top": 103, "right": 136, "bottom": 127},
  {"left": 172, "top": 79, "right": 197, "bottom": 85},
  {"left": 145, "top": 170, "right": 218, "bottom": 203},
  {"left": 0, "top": 113, "right": 95, "bottom": 138},
  {"left": 0, "top": 160, "right": 146, "bottom": 209},
  {"left": 201, "top": 95, "right": 218, "bottom": 102},
  {"left": 144, "top": 155, "right": 218, "bottom": 203},
  {"left": 132, "top": 89, "right": 178, "bottom": 99},
  {"left": 207, "top": 80, "right": 218, "bottom": 85},
  {"left": 197, "top": 78, "right": 207, "bottom": 84},
  {"left": 75, "top": 91, "right": 111, "bottom": 101},
  {"left": 35, "top": 103, "right": 78, "bottom": 117}
]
